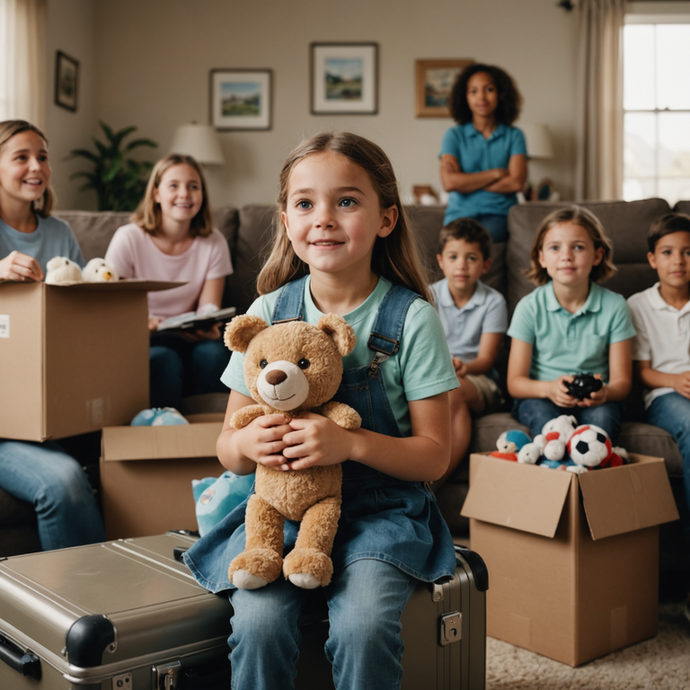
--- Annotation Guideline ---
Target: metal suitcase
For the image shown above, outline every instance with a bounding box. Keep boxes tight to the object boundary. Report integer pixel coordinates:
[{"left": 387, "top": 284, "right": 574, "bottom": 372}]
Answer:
[
  {"left": 295, "top": 544, "right": 489, "bottom": 690},
  {"left": 0, "top": 535, "right": 487, "bottom": 689},
  {"left": 0, "top": 532, "right": 233, "bottom": 690}
]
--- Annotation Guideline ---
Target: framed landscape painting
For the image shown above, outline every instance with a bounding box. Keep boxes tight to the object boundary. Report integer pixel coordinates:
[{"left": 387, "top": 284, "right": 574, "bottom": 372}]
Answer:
[
  {"left": 210, "top": 69, "right": 272, "bottom": 131},
  {"left": 415, "top": 59, "right": 474, "bottom": 118},
  {"left": 311, "top": 43, "right": 378, "bottom": 115}
]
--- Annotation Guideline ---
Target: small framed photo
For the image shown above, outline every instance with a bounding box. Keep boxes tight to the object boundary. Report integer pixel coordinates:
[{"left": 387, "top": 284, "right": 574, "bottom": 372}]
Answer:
[
  {"left": 54, "top": 51, "right": 79, "bottom": 112},
  {"left": 210, "top": 69, "right": 272, "bottom": 131},
  {"left": 311, "top": 43, "right": 378, "bottom": 115},
  {"left": 415, "top": 59, "right": 474, "bottom": 118}
]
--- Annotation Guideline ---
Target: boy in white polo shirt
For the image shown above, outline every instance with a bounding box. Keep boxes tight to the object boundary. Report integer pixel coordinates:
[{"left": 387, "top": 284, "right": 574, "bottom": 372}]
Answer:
[
  {"left": 431, "top": 218, "right": 508, "bottom": 484},
  {"left": 627, "top": 212, "right": 690, "bottom": 623}
]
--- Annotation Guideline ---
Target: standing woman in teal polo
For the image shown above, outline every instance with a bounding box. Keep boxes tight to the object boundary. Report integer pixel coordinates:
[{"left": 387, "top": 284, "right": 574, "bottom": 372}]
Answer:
[{"left": 439, "top": 63, "right": 527, "bottom": 243}]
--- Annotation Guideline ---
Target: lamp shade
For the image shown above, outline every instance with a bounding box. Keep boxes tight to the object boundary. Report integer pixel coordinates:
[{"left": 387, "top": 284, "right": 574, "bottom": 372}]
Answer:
[
  {"left": 522, "top": 123, "right": 554, "bottom": 159},
  {"left": 169, "top": 123, "right": 225, "bottom": 165}
]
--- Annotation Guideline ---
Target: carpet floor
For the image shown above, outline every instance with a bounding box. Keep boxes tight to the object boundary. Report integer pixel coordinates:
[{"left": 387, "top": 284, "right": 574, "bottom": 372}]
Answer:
[{"left": 486, "top": 601, "right": 690, "bottom": 690}]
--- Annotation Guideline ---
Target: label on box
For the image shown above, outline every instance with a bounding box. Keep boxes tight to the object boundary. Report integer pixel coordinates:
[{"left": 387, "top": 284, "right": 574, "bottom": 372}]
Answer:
[
  {"left": 87, "top": 397, "right": 109, "bottom": 427},
  {"left": 0, "top": 315, "right": 8, "bottom": 338}
]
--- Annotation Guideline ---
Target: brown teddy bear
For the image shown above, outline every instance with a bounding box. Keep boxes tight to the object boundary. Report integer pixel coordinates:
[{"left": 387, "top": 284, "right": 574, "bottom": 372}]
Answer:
[{"left": 224, "top": 312, "right": 361, "bottom": 590}]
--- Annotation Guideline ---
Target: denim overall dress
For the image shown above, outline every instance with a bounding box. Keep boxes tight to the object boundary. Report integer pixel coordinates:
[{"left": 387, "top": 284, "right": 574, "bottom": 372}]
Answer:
[{"left": 183, "top": 277, "right": 457, "bottom": 592}]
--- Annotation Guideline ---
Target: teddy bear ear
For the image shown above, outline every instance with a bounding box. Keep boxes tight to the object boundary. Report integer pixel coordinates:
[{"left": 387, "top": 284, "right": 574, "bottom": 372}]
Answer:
[
  {"left": 317, "top": 313, "right": 356, "bottom": 357},
  {"left": 223, "top": 314, "right": 269, "bottom": 353}
]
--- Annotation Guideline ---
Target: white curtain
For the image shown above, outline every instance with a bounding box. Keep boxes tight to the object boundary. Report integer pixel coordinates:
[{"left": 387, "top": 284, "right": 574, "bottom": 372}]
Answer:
[
  {"left": 574, "top": 0, "right": 627, "bottom": 201},
  {"left": 0, "top": 0, "right": 47, "bottom": 129}
]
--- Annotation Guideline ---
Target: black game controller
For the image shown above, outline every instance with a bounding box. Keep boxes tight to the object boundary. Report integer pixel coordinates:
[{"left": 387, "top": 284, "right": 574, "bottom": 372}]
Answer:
[{"left": 566, "top": 373, "right": 603, "bottom": 400}]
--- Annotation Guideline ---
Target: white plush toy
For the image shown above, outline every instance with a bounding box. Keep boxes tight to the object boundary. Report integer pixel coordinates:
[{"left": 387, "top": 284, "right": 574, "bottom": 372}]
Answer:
[
  {"left": 517, "top": 436, "right": 545, "bottom": 464},
  {"left": 517, "top": 414, "right": 578, "bottom": 464},
  {"left": 536, "top": 415, "right": 578, "bottom": 461},
  {"left": 83, "top": 258, "right": 119, "bottom": 283},
  {"left": 44, "top": 257, "right": 83, "bottom": 284}
]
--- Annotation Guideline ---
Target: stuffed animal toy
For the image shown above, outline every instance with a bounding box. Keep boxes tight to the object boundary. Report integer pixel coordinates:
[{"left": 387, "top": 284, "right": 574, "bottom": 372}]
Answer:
[
  {"left": 517, "top": 415, "right": 577, "bottom": 465},
  {"left": 82, "top": 257, "right": 119, "bottom": 282},
  {"left": 491, "top": 429, "right": 531, "bottom": 461},
  {"left": 565, "top": 424, "right": 626, "bottom": 472},
  {"left": 537, "top": 415, "right": 578, "bottom": 461},
  {"left": 224, "top": 313, "right": 361, "bottom": 591},
  {"left": 44, "top": 257, "right": 82, "bottom": 284}
]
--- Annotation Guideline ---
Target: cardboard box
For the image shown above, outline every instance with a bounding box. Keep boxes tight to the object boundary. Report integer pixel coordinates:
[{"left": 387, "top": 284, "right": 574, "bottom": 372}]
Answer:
[
  {"left": 0, "top": 280, "right": 176, "bottom": 441},
  {"left": 460, "top": 453, "right": 679, "bottom": 666},
  {"left": 100, "top": 414, "right": 227, "bottom": 539}
]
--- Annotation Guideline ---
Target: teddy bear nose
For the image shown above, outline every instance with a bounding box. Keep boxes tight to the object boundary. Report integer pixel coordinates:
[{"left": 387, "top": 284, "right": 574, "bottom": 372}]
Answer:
[{"left": 265, "top": 369, "right": 287, "bottom": 386}]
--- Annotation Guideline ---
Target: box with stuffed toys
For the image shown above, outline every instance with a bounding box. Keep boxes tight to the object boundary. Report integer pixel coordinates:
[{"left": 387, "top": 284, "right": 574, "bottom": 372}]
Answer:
[
  {"left": 461, "top": 414, "right": 680, "bottom": 666},
  {"left": 0, "top": 257, "right": 179, "bottom": 441}
]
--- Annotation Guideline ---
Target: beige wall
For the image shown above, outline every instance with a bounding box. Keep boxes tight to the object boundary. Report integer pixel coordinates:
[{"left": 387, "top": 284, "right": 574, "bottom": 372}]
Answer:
[
  {"left": 45, "top": 0, "right": 95, "bottom": 209},
  {"left": 47, "top": 0, "right": 577, "bottom": 209}
]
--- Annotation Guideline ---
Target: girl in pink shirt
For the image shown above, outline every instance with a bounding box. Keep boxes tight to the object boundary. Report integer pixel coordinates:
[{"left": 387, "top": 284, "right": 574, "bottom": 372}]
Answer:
[{"left": 106, "top": 154, "right": 233, "bottom": 409}]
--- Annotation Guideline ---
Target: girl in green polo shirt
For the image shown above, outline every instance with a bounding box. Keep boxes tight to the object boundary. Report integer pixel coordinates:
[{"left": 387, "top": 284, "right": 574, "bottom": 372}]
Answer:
[{"left": 506, "top": 206, "right": 636, "bottom": 443}]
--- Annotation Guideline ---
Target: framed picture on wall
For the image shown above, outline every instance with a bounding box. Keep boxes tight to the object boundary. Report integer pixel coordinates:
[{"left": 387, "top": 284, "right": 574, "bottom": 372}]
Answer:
[
  {"left": 210, "top": 69, "right": 272, "bottom": 131},
  {"left": 311, "top": 43, "right": 378, "bottom": 115},
  {"left": 415, "top": 59, "right": 474, "bottom": 118},
  {"left": 55, "top": 51, "right": 79, "bottom": 112}
]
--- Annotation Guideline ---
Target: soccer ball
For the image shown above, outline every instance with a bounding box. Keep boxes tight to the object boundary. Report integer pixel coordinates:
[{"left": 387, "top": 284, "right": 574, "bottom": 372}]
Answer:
[{"left": 567, "top": 424, "right": 611, "bottom": 467}]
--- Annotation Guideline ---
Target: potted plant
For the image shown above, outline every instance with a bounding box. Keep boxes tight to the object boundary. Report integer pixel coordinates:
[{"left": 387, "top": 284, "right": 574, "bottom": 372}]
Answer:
[{"left": 68, "top": 121, "right": 158, "bottom": 212}]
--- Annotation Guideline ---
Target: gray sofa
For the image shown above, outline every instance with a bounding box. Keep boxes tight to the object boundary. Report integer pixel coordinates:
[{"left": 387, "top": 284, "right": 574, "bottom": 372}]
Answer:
[{"left": 1, "top": 198, "right": 687, "bottom": 562}]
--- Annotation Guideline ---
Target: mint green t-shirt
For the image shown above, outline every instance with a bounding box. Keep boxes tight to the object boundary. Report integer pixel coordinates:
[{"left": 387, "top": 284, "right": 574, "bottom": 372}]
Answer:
[
  {"left": 221, "top": 276, "right": 459, "bottom": 437},
  {"left": 507, "top": 281, "right": 636, "bottom": 383}
]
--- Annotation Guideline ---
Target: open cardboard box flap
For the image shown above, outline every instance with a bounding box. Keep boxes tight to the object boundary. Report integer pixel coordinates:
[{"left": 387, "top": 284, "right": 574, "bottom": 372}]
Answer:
[
  {"left": 102, "top": 413, "right": 224, "bottom": 462},
  {"left": 461, "top": 453, "right": 679, "bottom": 541},
  {"left": 460, "top": 455, "right": 572, "bottom": 538},
  {"left": 0, "top": 279, "right": 182, "bottom": 290},
  {"left": 579, "top": 454, "right": 679, "bottom": 539}
]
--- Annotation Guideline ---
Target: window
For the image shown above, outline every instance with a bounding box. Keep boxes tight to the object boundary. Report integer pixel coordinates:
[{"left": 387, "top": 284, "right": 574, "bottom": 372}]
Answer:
[
  {"left": 0, "top": 0, "right": 9, "bottom": 120},
  {"left": 623, "top": 21, "right": 690, "bottom": 205}
]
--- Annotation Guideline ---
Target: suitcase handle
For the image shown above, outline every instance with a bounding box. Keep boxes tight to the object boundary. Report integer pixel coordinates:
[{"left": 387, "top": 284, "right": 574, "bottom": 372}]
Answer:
[
  {"left": 0, "top": 634, "right": 41, "bottom": 679},
  {"left": 454, "top": 545, "right": 490, "bottom": 593}
]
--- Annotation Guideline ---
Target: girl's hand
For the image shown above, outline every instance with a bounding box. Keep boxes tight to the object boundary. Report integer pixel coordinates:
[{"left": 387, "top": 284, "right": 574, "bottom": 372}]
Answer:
[
  {"left": 280, "top": 412, "right": 353, "bottom": 472},
  {"left": 180, "top": 322, "right": 222, "bottom": 342},
  {"left": 148, "top": 316, "right": 162, "bottom": 332},
  {"left": 578, "top": 374, "right": 607, "bottom": 407},
  {"left": 235, "top": 413, "right": 292, "bottom": 469},
  {"left": 452, "top": 357, "right": 467, "bottom": 379},
  {"left": 548, "top": 376, "right": 578, "bottom": 407},
  {"left": 0, "top": 251, "right": 43, "bottom": 282}
]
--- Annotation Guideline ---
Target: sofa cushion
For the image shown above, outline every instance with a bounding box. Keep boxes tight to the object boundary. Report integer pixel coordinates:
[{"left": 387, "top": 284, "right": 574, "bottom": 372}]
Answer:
[
  {"left": 55, "top": 210, "right": 131, "bottom": 262},
  {"left": 673, "top": 201, "right": 690, "bottom": 216},
  {"left": 506, "top": 198, "right": 671, "bottom": 315},
  {"left": 224, "top": 204, "right": 276, "bottom": 315}
]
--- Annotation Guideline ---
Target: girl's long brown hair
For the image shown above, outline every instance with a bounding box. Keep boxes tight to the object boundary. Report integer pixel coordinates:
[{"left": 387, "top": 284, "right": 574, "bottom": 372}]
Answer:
[
  {"left": 257, "top": 132, "right": 432, "bottom": 302},
  {"left": 0, "top": 120, "right": 56, "bottom": 216}
]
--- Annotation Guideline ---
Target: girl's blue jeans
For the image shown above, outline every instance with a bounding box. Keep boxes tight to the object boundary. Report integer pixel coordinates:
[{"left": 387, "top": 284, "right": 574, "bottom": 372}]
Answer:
[
  {"left": 228, "top": 558, "right": 416, "bottom": 690},
  {"left": 513, "top": 398, "right": 624, "bottom": 444},
  {"left": 0, "top": 440, "right": 105, "bottom": 551},
  {"left": 149, "top": 336, "right": 230, "bottom": 409},
  {"left": 647, "top": 392, "right": 690, "bottom": 533}
]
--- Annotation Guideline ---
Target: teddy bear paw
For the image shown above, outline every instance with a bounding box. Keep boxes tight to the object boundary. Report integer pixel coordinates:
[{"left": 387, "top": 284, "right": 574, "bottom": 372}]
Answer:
[
  {"left": 228, "top": 548, "right": 283, "bottom": 589},
  {"left": 288, "top": 573, "right": 322, "bottom": 589},
  {"left": 283, "top": 548, "right": 333, "bottom": 588},
  {"left": 232, "top": 570, "right": 270, "bottom": 590}
]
